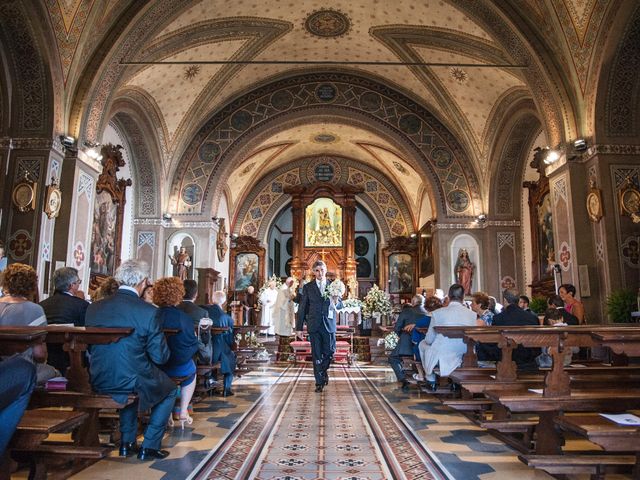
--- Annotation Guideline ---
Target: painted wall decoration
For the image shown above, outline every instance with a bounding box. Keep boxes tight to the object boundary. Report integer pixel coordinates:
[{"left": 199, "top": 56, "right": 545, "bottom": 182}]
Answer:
[
  {"left": 172, "top": 74, "right": 479, "bottom": 218},
  {"left": 234, "top": 252, "right": 259, "bottom": 290},
  {"left": 90, "top": 191, "right": 118, "bottom": 276},
  {"left": 305, "top": 197, "right": 342, "bottom": 247},
  {"left": 388, "top": 253, "right": 413, "bottom": 294}
]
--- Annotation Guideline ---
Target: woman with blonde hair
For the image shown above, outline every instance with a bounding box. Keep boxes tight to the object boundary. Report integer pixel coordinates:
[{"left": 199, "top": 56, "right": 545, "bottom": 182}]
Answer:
[{"left": 153, "top": 277, "right": 199, "bottom": 428}]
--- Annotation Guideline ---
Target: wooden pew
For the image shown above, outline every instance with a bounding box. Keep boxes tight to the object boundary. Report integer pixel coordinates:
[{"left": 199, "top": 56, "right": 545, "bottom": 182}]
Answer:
[
  {"left": 0, "top": 327, "right": 47, "bottom": 356},
  {"left": 10, "top": 409, "right": 109, "bottom": 480},
  {"left": 554, "top": 413, "right": 640, "bottom": 478}
]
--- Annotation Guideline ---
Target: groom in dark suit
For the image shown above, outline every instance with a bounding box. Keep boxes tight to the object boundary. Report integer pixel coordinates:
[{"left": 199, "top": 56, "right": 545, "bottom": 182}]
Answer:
[{"left": 296, "top": 260, "right": 340, "bottom": 392}]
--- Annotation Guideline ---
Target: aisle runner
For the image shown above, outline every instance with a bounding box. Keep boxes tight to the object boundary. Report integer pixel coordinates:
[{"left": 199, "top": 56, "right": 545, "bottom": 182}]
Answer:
[{"left": 191, "top": 365, "right": 450, "bottom": 480}]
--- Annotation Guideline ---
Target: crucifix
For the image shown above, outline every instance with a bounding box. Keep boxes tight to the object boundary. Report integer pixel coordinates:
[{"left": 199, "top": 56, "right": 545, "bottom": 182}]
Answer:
[{"left": 318, "top": 248, "right": 327, "bottom": 261}]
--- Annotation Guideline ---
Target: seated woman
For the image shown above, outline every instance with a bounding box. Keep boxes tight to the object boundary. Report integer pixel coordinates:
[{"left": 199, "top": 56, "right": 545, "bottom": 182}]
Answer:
[
  {"left": 0, "top": 263, "right": 59, "bottom": 385},
  {"left": 470, "top": 292, "right": 494, "bottom": 326},
  {"left": 153, "top": 277, "right": 199, "bottom": 428},
  {"left": 559, "top": 283, "right": 585, "bottom": 324}
]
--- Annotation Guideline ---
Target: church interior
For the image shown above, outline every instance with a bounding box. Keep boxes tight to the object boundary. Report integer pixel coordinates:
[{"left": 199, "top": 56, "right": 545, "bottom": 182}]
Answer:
[{"left": 1, "top": 0, "right": 640, "bottom": 478}]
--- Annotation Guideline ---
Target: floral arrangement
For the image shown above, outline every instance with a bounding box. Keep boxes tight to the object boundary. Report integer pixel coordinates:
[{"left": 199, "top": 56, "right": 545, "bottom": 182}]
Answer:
[
  {"left": 328, "top": 279, "right": 346, "bottom": 298},
  {"left": 384, "top": 331, "right": 399, "bottom": 350},
  {"left": 361, "top": 284, "right": 392, "bottom": 317},
  {"left": 235, "top": 332, "right": 263, "bottom": 349},
  {"left": 342, "top": 298, "right": 362, "bottom": 309},
  {"left": 257, "top": 274, "right": 282, "bottom": 305}
]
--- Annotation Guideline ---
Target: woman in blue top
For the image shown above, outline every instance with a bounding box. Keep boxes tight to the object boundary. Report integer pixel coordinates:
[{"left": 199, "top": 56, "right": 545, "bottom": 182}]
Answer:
[
  {"left": 471, "top": 292, "right": 494, "bottom": 326},
  {"left": 154, "top": 277, "right": 199, "bottom": 429},
  {"left": 411, "top": 295, "right": 442, "bottom": 361}
]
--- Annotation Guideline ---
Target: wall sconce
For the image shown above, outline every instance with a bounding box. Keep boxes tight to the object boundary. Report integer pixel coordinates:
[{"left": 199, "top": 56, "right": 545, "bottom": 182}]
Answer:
[
  {"left": 162, "top": 213, "right": 173, "bottom": 221},
  {"left": 212, "top": 216, "right": 224, "bottom": 226},
  {"left": 59, "top": 135, "right": 76, "bottom": 152},
  {"left": 543, "top": 147, "right": 561, "bottom": 165},
  {"left": 573, "top": 139, "right": 588, "bottom": 152},
  {"left": 475, "top": 214, "right": 487, "bottom": 224}
]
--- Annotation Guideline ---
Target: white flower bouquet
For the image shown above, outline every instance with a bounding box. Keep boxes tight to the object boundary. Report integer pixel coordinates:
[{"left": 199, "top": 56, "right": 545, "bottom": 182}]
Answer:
[
  {"left": 328, "top": 279, "right": 346, "bottom": 298},
  {"left": 342, "top": 298, "right": 362, "bottom": 309},
  {"left": 384, "top": 332, "right": 399, "bottom": 350},
  {"left": 361, "top": 284, "right": 392, "bottom": 317}
]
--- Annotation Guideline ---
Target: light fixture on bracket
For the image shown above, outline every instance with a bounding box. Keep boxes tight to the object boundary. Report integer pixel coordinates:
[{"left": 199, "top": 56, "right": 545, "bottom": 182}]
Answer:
[
  {"left": 83, "top": 141, "right": 103, "bottom": 161},
  {"left": 162, "top": 213, "right": 173, "bottom": 221},
  {"left": 573, "top": 139, "right": 588, "bottom": 152},
  {"left": 543, "top": 147, "right": 561, "bottom": 165},
  {"left": 475, "top": 214, "right": 487, "bottom": 224},
  {"left": 211, "top": 216, "right": 224, "bottom": 226},
  {"left": 410, "top": 233, "right": 417, "bottom": 238},
  {"left": 59, "top": 135, "right": 76, "bottom": 149}
]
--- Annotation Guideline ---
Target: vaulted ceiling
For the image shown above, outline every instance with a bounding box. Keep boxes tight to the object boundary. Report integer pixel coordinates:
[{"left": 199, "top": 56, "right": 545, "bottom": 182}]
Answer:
[{"left": 8, "top": 0, "right": 630, "bottom": 222}]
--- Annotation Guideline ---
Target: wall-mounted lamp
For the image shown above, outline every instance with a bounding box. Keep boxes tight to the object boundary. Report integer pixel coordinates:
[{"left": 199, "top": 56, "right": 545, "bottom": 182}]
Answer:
[
  {"left": 59, "top": 135, "right": 76, "bottom": 149},
  {"left": 475, "top": 214, "right": 487, "bottom": 223},
  {"left": 230, "top": 233, "right": 239, "bottom": 240},
  {"left": 410, "top": 233, "right": 417, "bottom": 238},
  {"left": 543, "top": 148, "right": 561, "bottom": 165},
  {"left": 573, "top": 139, "right": 588, "bottom": 152},
  {"left": 212, "top": 216, "right": 224, "bottom": 226},
  {"left": 162, "top": 213, "right": 173, "bottom": 221}
]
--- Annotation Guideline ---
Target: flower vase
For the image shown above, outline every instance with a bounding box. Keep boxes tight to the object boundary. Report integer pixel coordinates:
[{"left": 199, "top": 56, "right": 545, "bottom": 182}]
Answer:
[{"left": 373, "top": 312, "right": 382, "bottom": 324}]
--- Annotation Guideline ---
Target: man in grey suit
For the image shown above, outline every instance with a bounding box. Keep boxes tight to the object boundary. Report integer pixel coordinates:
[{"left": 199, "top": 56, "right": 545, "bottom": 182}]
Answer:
[
  {"left": 296, "top": 260, "right": 341, "bottom": 392},
  {"left": 85, "top": 259, "right": 176, "bottom": 461}
]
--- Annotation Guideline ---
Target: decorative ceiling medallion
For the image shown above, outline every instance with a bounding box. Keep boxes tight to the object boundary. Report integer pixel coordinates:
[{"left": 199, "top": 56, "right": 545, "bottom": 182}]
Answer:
[
  {"left": 447, "top": 189, "right": 470, "bottom": 213},
  {"left": 305, "top": 157, "right": 342, "bottom": 184},
  {"left": 304, "top": 9, "right": 351, "bottom": 38},
  {"left": 450, "top": 67, "right": 468, "bottom": 84},
  {"left": 182, "top": 183, "right": 203, "bottom": 205},
  {"left": 184, "top": 64, "right": 200, "bottom": 80},
  {"left": 313, "top": 133, "right": 337, "bottom": 144}
]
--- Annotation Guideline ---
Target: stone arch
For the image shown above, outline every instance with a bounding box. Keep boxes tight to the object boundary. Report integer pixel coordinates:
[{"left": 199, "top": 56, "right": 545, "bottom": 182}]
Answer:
[
  {"left": 488, "top": 98, "right": 542, "bottom": 218},
  {"left": 172, "top": 71, "right": 482, "bottom": 221},
  {"left": 108, "top": 95, "right": 164, "bottom": 219},
  {"left": 232, "top": 156, "right": 413, "bottom": 244},
  {"left": 594, "top": 2, "right": 640, "bottom": 142}
]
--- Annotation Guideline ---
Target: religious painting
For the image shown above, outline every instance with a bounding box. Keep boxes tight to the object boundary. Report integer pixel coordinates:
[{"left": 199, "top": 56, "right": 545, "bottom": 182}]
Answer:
[
  {"left": 537, "top": 194, "right": 555, "bottom": 278},
  {"left": 388, "top": 253, "right": 413, "bottom": 294},
  {"left": 90, "top": 191, "right": 118, "bottom": 276},
  {"left": 418, "top": 221, "right": 434, "bottom": 277},
  {"left": 304, "top": 197, "right": 342, "bottom": 247},
  {"left": 234, "top": 252, "right": 259, "bottom": 290}
]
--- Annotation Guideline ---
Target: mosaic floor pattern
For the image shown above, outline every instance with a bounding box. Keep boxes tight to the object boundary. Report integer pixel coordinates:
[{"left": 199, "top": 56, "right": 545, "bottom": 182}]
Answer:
[{"left": 191, "top": 365, "right": 449, "bottom": 480}]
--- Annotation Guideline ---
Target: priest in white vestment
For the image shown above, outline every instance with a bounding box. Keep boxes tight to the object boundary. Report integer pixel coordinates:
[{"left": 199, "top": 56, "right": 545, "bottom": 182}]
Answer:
[
  {"left": 273, "top": 278, "right": 295, "bottom": 337},
  {"left": 259, "top": 281, "right": 278, "bottom": 335}
]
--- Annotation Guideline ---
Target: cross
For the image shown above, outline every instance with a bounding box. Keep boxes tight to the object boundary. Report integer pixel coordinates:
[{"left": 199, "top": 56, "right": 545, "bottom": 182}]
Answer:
[{"left": 319, "top": 248, "right": 326, "bottom": 261}]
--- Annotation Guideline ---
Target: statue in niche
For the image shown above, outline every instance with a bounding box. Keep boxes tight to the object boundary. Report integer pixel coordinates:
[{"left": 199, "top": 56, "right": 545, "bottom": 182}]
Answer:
[
  {"left": 455, "top": 249, "right": 474, "bottom": 296},
  {"left": 305, "top": 197, "right": 342, "bottom": 247}
]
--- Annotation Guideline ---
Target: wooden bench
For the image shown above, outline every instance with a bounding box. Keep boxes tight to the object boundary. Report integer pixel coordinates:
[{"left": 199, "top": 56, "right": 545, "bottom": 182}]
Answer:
[
  {"left": 518, "top": 454, "right": 636, "bottom": 479},
  {"left": 8, "top": 409, "right": 109, "bottom": 480},
  {"left": 11, "top": 445, "right": 109, "bottom": 480}
]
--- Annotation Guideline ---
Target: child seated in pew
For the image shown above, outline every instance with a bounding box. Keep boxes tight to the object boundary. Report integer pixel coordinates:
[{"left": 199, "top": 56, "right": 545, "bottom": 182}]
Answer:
[{"left": 535, "top": 308, "right": 577, "bottom": 368}]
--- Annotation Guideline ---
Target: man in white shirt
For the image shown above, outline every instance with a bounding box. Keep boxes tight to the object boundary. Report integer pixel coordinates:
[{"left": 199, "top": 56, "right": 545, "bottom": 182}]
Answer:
[{"left": 419, "top": 284, "right": 476, "bottom": 390}]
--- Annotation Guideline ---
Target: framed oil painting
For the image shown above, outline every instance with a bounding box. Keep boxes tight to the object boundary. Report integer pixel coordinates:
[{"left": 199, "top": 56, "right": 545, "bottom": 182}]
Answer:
[
  {"left": 90, "top": 190, "right": 119, "bottom": 276},
  {"left": 234, "top": 252, "right": 259, "bottom": 290},
  {"left": 418, "top": 221, "right": 434, "bottom": 277},
  {"left": 389, "top": 253, "right": 413, "bottom": 294},
  {"left": 304, "top": 197, "right": 342, "bottom": 247}
]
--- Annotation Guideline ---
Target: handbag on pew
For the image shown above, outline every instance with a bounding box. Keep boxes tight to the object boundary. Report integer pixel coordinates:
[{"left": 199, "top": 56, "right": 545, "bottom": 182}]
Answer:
[{"left": 197, "top": 317, "right": 213, "bottom": 365}]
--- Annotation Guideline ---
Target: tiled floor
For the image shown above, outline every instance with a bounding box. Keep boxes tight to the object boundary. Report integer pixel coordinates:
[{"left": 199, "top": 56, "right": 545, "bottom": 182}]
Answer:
[{"left": 47, "top": 363, "right": 561, "bottom": 479}]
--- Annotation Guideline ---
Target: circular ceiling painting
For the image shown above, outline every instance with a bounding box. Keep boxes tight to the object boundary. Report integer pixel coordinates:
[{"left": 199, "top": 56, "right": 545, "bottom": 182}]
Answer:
[{"left": 304, "top": 9, "right": 351, "bottom": 38}]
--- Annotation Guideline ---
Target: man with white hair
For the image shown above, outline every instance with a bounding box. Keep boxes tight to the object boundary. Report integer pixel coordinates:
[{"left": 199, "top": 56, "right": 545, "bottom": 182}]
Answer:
[
  {"left": 273, "top": 277, "right": 295, "bottom": 338},
  {"left": 203, "top": 291, "right": 236, "bottom": 396},
  {"left": 85, "top": 259, "right": 176, "bottom": 460}
]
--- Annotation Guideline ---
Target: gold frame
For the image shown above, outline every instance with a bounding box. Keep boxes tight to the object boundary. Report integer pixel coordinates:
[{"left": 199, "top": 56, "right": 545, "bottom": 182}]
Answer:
[
  {"left": 619, "top": 179, "right": 640, "bottom": 217},
  {"left": 12, "top": 177, "right": 37, "bottom": 213},
  {"left": 586, "top": 181, "right": 603, "bottom": 222},
  {"left": 44, "top": 180, "right": 62, "bottom": 219}
]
